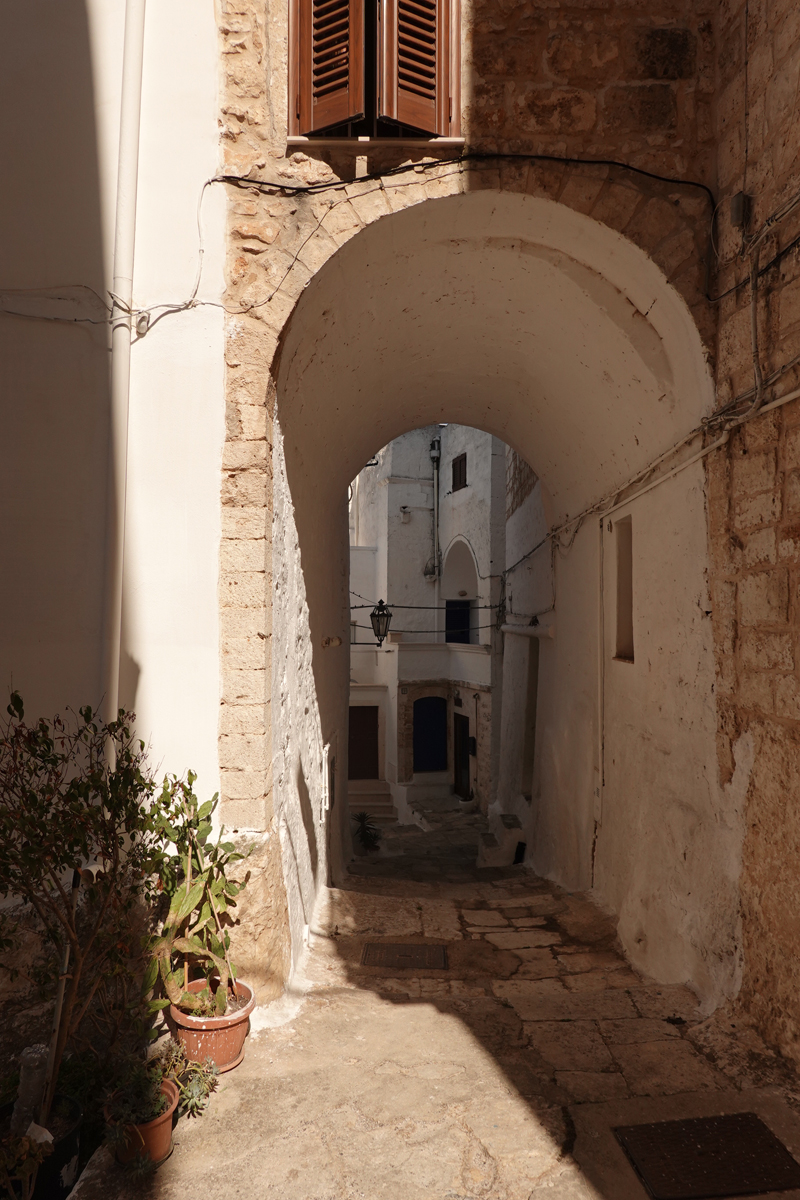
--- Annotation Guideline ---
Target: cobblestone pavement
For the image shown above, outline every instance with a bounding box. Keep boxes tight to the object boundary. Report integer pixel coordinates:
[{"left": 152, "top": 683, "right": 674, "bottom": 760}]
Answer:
[{"left": 76, "top": 805, "right": 800, "bottom": 1200}]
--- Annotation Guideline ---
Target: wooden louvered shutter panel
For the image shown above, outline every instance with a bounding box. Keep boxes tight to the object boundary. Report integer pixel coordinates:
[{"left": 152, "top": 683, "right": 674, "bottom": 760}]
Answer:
[
  {"left": 378, "top": 0, "right": 458, "bottom": 136},
  {"left": 289, "top": 0, "right": 365, "bottom": 135}
]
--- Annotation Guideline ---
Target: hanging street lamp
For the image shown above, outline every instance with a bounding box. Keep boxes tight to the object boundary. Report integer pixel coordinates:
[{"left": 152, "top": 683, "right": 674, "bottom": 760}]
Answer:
[{"left": 370, "top": 600, "right": 393, "bottom": 647}]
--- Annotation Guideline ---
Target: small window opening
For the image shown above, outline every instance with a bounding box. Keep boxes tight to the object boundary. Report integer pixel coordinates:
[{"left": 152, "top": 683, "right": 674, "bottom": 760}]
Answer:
[
  {"left": 445, "top": 599, "right": 471, "bottom": 643},
  {"left": 452, "top": 453, "right": 467, "bottom": 492},
  {"left": 513, "top": 841, "right": 527, "bottom": 865},
  {"left": 615, "top": 516, "right": 634, "bottom": 662}
]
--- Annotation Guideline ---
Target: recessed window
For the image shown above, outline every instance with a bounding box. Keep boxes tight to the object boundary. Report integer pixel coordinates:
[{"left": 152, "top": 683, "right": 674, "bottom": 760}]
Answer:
[
  {"left": 445, "top": 598, "right": 470, "bottom": 643},
  {"left": 615, "top": 516, "right": 634, "bottom": 662},
  {"left": 452, "top": 452, "right": 467, "bottom": 492},
  {"left": 289, "top": 0, "right": 460, "bottom": 138}
]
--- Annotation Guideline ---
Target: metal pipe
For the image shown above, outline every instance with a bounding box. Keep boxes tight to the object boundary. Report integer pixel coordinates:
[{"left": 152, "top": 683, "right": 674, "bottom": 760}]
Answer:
[
  {"left": 103, "top": 0, "right": 147, "bottom": 724},
  {"left": 430, "top": 437, "right": 441, "bottom": 639}
]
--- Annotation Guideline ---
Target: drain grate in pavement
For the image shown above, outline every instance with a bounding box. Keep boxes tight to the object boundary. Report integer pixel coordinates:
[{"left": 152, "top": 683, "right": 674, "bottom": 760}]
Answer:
[
  {"left": 614, "top": 1112, "right": 800, "bottom": 1199},
  {"left": 361, "top": 943, "right": 448, "bottom": 970}
]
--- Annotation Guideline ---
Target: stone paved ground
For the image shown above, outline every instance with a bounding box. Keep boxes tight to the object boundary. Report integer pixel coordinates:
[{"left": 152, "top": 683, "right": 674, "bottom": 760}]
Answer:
[{"left": 74, "top": 804, "right": 800, "bottom": 1200}]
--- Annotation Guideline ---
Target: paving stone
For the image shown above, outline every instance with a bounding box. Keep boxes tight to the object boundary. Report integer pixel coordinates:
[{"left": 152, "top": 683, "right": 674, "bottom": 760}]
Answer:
[
  {"left": 598, "top": 1017, "right": 682, "bottom": 1043},
  {"left": 493, "top": 981, "right": 638, "bottom": 1021},
  {"left": 555, "top": 1070, "right": 629, "bottom": 1102},
  {"left": 513, "top": 951, "right": 563, "bottom": 980},
  {"left": 630, "top": 984, "right": 702, "bottom": 1022},
  {"left": 485, "top": 930, "right": 562, "bottom": 949},
  {"left": 563, "top": 969, "right": 642, "bottom": 992},
  {"left": 511, "top": 917, "right": 548, "bottom": 927},
  {"left": 612, "top": 1039, "right": 727, "bottom": 1095},
  {"left": 462, "top": 909, "right": 509, "bottom": 925},
  {"left": 526, "top": 1020, "right": 614, "bottom": 1071},
  {"left": 556, "top": 951, "right": 628, "bottom": 973}
]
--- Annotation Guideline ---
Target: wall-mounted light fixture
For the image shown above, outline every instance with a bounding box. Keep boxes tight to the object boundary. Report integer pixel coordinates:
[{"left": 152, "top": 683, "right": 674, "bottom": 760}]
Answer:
[{"left": 370, "top": 600, "right": 393, "bottom": 647}]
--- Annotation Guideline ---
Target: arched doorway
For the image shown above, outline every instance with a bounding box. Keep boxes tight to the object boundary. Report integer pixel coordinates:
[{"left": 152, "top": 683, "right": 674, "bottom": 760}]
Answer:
[{"left": 269, "top": 188, "right": 730, "bottom": 1002}]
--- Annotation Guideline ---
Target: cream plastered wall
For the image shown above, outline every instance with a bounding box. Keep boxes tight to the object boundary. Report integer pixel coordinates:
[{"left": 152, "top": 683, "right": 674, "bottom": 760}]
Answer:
[{"left": 254, "top": 188, "right": 731, "bottom": 1006}]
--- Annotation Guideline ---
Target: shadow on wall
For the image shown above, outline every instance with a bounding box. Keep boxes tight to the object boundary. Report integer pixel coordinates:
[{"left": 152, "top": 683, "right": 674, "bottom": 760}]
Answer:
[{"left": 0, "top": 1, "right": 112, "bottom": 714}]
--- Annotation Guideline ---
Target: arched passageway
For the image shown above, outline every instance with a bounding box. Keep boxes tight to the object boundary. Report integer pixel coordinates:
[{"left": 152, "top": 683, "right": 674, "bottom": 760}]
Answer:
[{"left": 271, "top": 189, "right": 737, "bottom": 1009}]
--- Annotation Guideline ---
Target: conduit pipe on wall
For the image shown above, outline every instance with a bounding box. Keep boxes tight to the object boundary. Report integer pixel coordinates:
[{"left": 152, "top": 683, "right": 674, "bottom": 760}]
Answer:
[
  {"left": 103, "top": 0, "right": 147, "bottom": 724},
  {"left": 430, "top": 437, "right": 441, "bottom": 639}
]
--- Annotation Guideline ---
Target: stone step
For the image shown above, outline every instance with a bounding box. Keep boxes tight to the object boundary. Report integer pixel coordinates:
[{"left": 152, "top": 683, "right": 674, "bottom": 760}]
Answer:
[{"left": 349, "top": 778, "right": 391, "bottom": 794}]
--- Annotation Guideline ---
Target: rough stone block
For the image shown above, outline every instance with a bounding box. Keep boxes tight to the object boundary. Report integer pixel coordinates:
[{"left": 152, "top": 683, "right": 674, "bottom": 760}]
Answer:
[
  {"left": 740, "top": 670, "right": 774, "bottom": 712},
  {"left": 740, "top": 629, "right": 794, "bottom": 671},
  {"left": 219, "top": 795, "right": 269, "bottom": 832},
  {"left": 786, "top": 471, "right": 800, "bottom": 516},
  {"left": 220, "top": 606, "right": 269, "bottom": 639},
  {"left": 221, "top": 539, "right": 266, "bottom": 572},
  {"left": 219, "top": 571, "right": 266, "bottom": 608},
  {"left": 734, "top": 491, "right": 780, "bottom": 530},
  {"left": 744, "top": 528, "right": 777, "bottom": 566},
  {"left": 219, "top": 733, "right": 268, "bottom": 770},
  {"left": 732, "top": 450, "right": 777, "bottom": 497},
  {"left": 775, "top": 674, "right": 800, "bottom": 720},
  {"left": 219, "top": 702, "right": 266, "bottom": 734},
  {"left": 222, "top": 467, "right": 268, "bottom": 507},
  {"left": 485, "top": 930, "right": 562, "bottom": 949},
  {"left": 222, "top": 637, "right": 267, "bottom": 670},
  {"left": 220, "top": 767, "right": 267, "bottom": 799},
  {"left": 603, "top": 84, "right": 677, "bottom": 134},
  {"left": 515, "top": 86, "right": 597, "bottom": 134},
  {"left": 222, "top": 507, "right": 267, "bottom": 540},
  {"left": 222, "top": 666, "right": 267, "bottom": 704},
  {"left": 633, "top": 27, "right": 697, "bottom": 80},
  {"left": 738, "top": 569, "right": 789, "bottom": 625}
]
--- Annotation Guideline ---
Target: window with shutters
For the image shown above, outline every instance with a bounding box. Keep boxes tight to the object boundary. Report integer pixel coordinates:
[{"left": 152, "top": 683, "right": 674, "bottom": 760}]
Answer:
[
  {"left": 289, "top": 0, "right": 460, "bottom": 138},
  {"left": 451, "top": 452, "right": 467, "bottom": 492}
]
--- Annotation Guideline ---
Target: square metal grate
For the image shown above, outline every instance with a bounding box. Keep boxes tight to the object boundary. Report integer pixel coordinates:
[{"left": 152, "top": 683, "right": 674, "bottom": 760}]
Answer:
[
  {"left": 615, "top": 1112, "right": 800, "bottom": 1200},
  {"left": 361, "top": 943, "right": 448, "bottom": 970}
]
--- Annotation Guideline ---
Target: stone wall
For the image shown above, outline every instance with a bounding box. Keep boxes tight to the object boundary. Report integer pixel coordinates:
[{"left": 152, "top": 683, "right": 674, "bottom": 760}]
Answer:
[
  {"left": 705, "top": 0, "right": 800, "bottom": 1058},
  {"left": 506, "top": 448, "right": 538, "bottom": 521},
  {"left": 215, "top": 0, "right": 800, "bottom": 1056}
]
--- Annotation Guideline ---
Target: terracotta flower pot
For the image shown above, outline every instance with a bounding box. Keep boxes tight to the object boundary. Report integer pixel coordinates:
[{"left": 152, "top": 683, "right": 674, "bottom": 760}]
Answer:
[
  {"left": 170, "top": 979, "right": 255, "bottom": 1073},
  {"left": 114, "top": 1078, "right": 179, "bottom": 1166}
]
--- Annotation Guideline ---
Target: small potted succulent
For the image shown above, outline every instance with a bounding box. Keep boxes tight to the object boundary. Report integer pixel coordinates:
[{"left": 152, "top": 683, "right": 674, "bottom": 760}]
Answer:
[
  {"left": 104, "top": 1042, "right": 216, "bottom": 1169},
  {"left": 147, "top": 775, "right": 254, "bottom": 1073}
]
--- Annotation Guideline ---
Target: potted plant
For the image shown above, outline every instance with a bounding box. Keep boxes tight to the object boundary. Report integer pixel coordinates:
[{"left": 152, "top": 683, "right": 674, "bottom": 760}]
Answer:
[
  {"left": 0, "top": 694, "right": 169, "bottom": 1196},
  {"left": 104, "top": 1041, "right": 217, "bottom": 1169},
  {"left": 147, "top": 776, "right": 255, "bottom": 1072},
  {"left": 351, "top": 811, "right": 382, "bottom": 855}
]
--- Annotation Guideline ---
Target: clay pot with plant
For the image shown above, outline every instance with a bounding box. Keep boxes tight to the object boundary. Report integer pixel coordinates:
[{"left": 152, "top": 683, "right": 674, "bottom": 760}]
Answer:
[
  {"left": 147, "top": 776, "right": 255, "bottom": 1072},
  {"left": 104, "top": 1041, "right": 216, "bottom": 1170},
  {"left": 0, "top": 694, "right": 170, "bottom": 1198}
]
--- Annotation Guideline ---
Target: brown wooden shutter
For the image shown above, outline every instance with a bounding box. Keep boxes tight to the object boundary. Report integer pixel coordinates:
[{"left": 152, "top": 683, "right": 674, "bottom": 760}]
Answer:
[
  {"left": 289, "top": 0, "right": 365, "bottom": 135},
  {"left": 378, "top": 0, "right": 459, "bottom": 136}
]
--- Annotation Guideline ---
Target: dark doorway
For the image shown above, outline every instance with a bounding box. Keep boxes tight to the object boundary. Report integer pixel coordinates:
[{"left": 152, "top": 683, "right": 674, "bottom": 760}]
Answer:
[
  {"left": 349, "top": 706, "right": 379, "bottom": 779},
  {"left": 453, "top": 712, "right": 470, "bottom": 799},
  {"left": 413, "top": 696, "right": 447, "bottom": 772},
  {"left": 445, "top": 599, "right": 471, "bottom": 644}
]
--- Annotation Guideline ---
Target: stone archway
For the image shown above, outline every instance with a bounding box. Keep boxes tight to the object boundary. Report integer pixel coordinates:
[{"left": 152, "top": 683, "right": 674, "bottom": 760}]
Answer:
[{"left": 229, "top": 185, "right": 739, "bottom": 1007}]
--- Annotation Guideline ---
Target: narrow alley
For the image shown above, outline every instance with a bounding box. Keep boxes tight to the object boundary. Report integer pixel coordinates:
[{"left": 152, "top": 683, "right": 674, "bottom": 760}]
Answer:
[{"left": 74, "top": 802, "right": 800, "bottom": 1200}]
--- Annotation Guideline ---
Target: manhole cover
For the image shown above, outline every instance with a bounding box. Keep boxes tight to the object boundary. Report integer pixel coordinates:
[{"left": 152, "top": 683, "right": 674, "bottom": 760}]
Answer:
[
  {"left": 361, "top": 943, "right": 448, "bottom": 970},
  {"left": 615, "top": 1112, "right": 800, "bottom": 1199}
]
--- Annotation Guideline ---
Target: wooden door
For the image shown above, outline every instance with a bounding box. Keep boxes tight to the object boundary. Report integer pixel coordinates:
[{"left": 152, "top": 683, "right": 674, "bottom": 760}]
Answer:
[
  {"left": 348, "top": 705, "right": 379, "bottom": 779},
  {"left": 453, "top": 712, "right": 470, "bottom": 799},
  {"left": 412, "top": 696, "right": 447, "bottom": 772}
]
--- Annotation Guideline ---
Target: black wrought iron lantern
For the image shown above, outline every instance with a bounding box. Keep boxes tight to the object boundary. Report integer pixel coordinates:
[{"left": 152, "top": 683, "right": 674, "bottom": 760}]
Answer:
[{"left": 370, "top": 599, "right": 392, "bottom": 647}]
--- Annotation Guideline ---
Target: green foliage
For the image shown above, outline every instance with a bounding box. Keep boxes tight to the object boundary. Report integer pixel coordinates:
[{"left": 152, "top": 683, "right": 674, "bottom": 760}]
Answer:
[
  {"left": 0, "top": 693, "right": 170, "bottom": 1118},
  {"left": 104, "top": 1040, "right": 218, "bottom": 1166},
  {"left": 146, "top": 774, "right": 251, "bottom": 1015},
  {"left": 351, "top": 810, "right": 382, "bottom": 849},
  {"left": 0, "top": 1132, "right": 52, "bottom": 1200}
]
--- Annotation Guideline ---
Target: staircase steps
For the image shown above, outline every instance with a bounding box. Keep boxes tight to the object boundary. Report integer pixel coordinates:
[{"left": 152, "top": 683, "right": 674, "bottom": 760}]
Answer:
[{"left": 348, "top": 779, "right": 398, "bottom": 826}]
